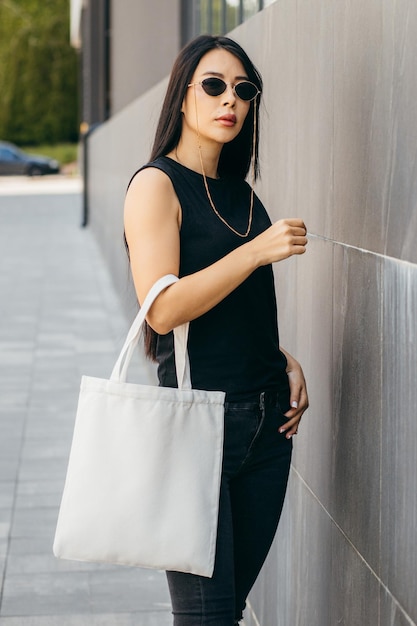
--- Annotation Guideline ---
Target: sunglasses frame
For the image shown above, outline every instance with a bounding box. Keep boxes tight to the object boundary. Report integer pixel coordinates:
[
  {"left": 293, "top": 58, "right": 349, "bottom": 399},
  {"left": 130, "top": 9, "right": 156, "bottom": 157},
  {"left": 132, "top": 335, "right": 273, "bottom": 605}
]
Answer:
[{"left": 188, "top": 77, "right": 261, "bottom": 102}]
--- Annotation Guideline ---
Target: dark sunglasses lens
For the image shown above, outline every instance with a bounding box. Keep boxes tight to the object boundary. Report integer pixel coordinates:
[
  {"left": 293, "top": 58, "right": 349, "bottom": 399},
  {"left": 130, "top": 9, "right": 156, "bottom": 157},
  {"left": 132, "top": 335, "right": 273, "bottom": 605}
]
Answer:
[
  {"left": 201, "top": 78, "right": 226, "bottom": 96},
  {"left": 235, "top": 82, "right": 258, "bottom": 101}
]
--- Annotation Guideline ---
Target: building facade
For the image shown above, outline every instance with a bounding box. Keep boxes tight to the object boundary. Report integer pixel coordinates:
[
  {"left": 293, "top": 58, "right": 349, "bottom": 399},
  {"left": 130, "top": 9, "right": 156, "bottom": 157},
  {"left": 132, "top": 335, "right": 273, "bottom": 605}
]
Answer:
[{"left": 72, "top": 1, "right": 417, "bottom": 624}]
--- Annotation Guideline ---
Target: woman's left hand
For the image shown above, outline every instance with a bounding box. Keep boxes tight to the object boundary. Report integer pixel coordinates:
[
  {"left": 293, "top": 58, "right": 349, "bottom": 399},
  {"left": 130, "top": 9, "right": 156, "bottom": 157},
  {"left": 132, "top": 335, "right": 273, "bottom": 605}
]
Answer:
[{"left": 279, "top": 348, "right": 309, "bottom": 439}]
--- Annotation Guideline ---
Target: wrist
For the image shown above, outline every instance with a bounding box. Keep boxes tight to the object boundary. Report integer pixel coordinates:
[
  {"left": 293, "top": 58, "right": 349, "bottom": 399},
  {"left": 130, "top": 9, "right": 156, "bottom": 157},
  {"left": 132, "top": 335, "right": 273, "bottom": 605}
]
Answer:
[
  {"left": 280, "top": 347, "right": 298, "bottom": 372},
  {"left": 242, "top": 238, "right": 263, "bottom": 270}
]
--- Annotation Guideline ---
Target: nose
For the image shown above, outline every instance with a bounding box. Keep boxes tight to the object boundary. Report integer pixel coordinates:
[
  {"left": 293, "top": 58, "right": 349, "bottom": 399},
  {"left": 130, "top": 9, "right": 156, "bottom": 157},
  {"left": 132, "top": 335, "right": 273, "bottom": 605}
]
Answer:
[{"left": 221, "top": 84, "right": 237, "bottom": 107}]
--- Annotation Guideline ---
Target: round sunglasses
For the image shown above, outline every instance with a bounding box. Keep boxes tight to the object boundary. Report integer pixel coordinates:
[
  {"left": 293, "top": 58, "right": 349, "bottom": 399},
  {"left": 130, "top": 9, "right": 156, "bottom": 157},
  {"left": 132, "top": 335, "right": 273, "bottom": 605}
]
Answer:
[{"left": 188, "top": 77, "right": 260, "bottom": 102}]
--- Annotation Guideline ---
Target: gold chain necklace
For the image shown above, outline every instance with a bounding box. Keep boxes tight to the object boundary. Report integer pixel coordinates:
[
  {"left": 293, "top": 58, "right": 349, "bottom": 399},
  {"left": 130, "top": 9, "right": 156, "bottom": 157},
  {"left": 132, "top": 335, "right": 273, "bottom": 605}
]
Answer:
[{"left": 180, "top": 88, "right": 257, "bottom": 239}]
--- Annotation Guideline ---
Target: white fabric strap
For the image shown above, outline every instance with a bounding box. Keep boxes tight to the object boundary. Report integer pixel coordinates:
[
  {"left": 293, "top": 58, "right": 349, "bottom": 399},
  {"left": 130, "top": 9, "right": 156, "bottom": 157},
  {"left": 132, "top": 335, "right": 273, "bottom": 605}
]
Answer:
[
  {"left": 173, "top": 322, "right": 191, "bottom": 390},
  {"left": 110, "top": 274, "right": 191, "bottom": 389}
]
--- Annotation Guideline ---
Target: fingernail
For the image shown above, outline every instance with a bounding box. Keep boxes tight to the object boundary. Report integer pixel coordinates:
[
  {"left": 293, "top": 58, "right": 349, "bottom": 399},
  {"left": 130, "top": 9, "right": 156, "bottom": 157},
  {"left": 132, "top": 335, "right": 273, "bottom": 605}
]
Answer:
[
  {"left": 279, "top": 428, "right": 286, "bottom": 434},
  {"left": 286, "top": 433, "right": 293, "bottom": 439},
  {"left": 291, "top": 401, "right": 298, "bottom": 409}
]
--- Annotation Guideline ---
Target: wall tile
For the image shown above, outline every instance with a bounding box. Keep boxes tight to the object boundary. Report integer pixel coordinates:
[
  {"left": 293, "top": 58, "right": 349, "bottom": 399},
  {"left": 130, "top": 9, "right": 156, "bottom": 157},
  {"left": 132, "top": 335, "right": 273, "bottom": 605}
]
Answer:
[
  {"left": 333, "top": 0, "right": 417, "bottom": 265},
  {"left": 331, "top": 244, "right": 382, "bottom": 574},
  {"left": 381, "top": 259, "right": 417, "bottom": 622},
  {"left": 382, "top": 1, "right": 417, "bottom": 264}
]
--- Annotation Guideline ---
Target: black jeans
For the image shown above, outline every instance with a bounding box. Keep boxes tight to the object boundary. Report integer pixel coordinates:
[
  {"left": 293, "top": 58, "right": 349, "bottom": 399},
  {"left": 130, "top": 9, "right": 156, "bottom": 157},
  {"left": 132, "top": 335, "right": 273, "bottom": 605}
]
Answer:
[{"left": 166, "top": 389, "right": 293, "bottom": 625}]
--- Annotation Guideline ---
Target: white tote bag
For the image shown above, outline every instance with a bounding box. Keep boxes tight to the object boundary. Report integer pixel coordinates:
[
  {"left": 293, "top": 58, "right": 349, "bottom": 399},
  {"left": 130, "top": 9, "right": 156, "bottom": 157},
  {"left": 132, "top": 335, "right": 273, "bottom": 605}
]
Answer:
[{"left": 53, "top": 274, "right": 225, "bottom": 577}]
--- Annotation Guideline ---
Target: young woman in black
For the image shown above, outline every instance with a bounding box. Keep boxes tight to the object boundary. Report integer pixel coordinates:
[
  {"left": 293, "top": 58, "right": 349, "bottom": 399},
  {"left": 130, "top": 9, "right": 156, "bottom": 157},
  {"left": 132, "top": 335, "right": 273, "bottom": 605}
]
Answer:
[{"left": 124, "top": 35, "right": 309, "bottom": 626}]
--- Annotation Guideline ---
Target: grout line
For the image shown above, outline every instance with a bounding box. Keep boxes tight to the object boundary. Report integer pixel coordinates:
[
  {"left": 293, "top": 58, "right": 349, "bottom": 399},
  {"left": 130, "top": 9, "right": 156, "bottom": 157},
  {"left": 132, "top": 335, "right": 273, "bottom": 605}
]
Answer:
[
  {"left": 308, "top": 232, "right": 417, "bottom": 269},
  {"left": 291, "top": 465, "right": 417, "bottom": 626}
]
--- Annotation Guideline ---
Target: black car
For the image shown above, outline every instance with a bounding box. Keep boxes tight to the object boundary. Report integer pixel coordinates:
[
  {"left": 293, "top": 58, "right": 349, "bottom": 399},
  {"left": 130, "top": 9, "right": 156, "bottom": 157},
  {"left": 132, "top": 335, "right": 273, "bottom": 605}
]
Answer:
[{"left": 0, "top": 141, "right": 60, "bottom": 176}]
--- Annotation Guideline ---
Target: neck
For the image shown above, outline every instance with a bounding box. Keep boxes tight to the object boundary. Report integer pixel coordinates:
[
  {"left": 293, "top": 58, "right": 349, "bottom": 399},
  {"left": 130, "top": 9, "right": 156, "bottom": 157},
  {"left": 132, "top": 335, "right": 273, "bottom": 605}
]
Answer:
[{"left": 172, "top": 138, "right": 221, "bottom": 179}]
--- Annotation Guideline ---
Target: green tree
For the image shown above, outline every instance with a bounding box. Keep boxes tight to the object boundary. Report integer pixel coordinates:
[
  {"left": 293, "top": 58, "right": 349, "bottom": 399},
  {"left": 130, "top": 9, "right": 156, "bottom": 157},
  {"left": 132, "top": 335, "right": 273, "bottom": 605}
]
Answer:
[{"left": 0, "top": 0, "right": 78, "bottom": 145}]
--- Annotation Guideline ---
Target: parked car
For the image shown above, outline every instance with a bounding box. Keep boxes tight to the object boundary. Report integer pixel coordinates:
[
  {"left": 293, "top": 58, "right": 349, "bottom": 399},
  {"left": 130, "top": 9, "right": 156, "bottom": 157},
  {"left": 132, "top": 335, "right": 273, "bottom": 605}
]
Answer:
[{"left": 0, "top": 141, "right": 60, "bottom": 176}]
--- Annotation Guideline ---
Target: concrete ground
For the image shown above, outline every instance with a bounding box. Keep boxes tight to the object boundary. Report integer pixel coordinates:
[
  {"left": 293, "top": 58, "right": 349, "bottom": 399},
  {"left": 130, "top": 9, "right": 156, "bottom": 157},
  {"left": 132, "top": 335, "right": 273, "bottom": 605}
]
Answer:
[{"left": 0, "top": 177, "right": 172, "bottom": 625}]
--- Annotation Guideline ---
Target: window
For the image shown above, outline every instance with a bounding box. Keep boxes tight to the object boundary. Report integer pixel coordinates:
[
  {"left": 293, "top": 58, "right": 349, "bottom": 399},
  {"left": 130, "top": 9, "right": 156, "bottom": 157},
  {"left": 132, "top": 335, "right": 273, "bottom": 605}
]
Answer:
[
  {"left": 0, "top": 148, "right": 18, "bottom": 161},
  {"left": 181, "top": 0, "right": 277, "bottom": 44}
]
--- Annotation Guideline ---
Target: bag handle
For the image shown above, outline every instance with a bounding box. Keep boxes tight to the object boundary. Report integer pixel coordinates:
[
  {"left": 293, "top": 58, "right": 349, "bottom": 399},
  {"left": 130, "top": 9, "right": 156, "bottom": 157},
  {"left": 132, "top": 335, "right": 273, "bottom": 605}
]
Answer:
[{"left": 110, "top": 274, "right": 191, "bottom": 389}]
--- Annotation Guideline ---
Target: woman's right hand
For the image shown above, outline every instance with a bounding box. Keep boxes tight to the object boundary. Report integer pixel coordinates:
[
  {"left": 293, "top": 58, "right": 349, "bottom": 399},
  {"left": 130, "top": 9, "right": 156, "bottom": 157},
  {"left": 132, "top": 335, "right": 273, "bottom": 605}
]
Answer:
[{"left": 248, "top": 218, "right": 308, "bottom": 267}]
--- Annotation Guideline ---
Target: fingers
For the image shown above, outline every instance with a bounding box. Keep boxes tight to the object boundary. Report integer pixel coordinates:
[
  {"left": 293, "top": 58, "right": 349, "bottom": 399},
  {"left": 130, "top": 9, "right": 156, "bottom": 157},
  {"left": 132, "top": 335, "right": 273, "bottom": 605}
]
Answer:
[
  {"left": 292, "top": 239, "right": 308, "bottom": 255},
  {"left": 280, "top": 402, "right": 307, "bottom": 438},
  {"left": 288, "top": 383, "right": 301, "bottom": 411},
  {"left": 285, "top": 218, "right": 307, "bottom": 230},
  {"left": 279, "top": 414, "right": 302, "bottom": 439},
  {"left": 277, "top": 219, "right": 307, "bottom": 235},
  {"left": 280, "top": 387, "right": 309, "bottom": 439},
  {"left": 252, "top": 217, "right": 307, "bottom": 269},
  {"left": 292, "top": 226, "right": 308, "bottom": 236},
  {"left": 280, "top": 220, "right": 308, "bottom": 256}
]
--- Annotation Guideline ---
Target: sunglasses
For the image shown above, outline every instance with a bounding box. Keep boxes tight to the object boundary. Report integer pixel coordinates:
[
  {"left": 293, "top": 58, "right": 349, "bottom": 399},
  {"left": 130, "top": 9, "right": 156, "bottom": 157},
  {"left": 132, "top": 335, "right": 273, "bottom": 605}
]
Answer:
[{"left": 188, "top": 77, "right": 260, "bottom": 102}]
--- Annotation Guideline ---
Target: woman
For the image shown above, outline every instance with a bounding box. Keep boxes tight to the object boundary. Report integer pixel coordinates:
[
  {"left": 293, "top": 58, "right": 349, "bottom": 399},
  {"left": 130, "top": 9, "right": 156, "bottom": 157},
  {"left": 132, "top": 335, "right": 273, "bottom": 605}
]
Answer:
[{"left": 124, "top": 35, "right": 308, "bottom": 626}]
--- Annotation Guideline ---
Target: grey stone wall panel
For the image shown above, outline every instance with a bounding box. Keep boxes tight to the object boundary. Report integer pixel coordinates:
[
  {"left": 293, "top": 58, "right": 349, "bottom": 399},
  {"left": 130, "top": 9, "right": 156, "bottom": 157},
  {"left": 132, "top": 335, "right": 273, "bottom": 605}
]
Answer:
[
  {"left": 330, "top": 245, "right": 382, "bottom": 574},
  {"left": 333, "top": 0, "right": 417, "bottom": 264},
  {"left": 382, "top": 2, "right": 417, "bottom": 264},
  {"left": 381, "top": 259, "right": 417, "bottom": 620}
]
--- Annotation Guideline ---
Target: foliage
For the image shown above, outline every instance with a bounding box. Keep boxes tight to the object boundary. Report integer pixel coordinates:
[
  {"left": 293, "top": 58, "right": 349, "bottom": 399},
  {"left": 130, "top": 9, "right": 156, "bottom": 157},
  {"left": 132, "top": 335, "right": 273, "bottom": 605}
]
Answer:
[
  {"left": 0, "top": 0, "right": 79, "bottom": 146},
  {"left": 21, "top": 142, "right": 78, "bottom": 165}
]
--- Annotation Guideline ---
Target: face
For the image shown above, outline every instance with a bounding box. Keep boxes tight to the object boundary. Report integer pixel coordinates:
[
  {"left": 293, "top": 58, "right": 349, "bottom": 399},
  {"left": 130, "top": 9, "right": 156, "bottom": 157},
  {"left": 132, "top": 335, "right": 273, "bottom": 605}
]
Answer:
[{"left": 181, "top": 48, "right": 252, "bottom": 148}]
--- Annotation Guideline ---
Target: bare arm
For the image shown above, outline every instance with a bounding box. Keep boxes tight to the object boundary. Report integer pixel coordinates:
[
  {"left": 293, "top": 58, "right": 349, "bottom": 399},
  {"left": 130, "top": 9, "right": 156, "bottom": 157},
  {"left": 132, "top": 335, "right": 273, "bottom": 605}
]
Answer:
[{"left": 124, "top": 167, "right": 307, "bottom": 334}]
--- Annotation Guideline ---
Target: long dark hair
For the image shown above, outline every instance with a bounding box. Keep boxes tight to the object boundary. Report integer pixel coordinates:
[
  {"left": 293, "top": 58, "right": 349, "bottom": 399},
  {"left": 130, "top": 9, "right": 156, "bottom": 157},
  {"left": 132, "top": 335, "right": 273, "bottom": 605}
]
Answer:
[{"left": 138, "top": 35, "right": 263, "bottom": 360}]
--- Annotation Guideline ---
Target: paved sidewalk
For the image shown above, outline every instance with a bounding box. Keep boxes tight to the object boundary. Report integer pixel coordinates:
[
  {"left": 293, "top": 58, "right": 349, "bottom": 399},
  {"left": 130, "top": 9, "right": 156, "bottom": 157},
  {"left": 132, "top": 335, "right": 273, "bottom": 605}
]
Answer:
[{"left": 0, "top": 182, "right": 171, "bottom": 625}]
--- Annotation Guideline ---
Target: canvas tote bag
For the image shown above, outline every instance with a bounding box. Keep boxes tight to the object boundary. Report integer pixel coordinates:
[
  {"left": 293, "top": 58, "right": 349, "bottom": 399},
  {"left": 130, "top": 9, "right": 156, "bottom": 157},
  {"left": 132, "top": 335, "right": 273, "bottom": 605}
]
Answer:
[{"left": 53, "top": 274, "right": 225, "bottom": 577}]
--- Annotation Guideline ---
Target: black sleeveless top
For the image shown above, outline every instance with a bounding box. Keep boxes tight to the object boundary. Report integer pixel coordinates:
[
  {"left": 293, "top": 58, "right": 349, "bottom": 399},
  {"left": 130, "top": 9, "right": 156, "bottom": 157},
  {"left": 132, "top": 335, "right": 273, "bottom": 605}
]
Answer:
[{"left": 136, "top": 156, "right": 289, "bottom": 404}]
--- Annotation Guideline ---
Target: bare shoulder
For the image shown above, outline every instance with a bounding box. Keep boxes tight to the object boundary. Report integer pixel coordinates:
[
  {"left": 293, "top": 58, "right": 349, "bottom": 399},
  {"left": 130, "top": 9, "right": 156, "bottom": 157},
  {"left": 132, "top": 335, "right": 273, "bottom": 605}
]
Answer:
[
  {"left": 125, "top": 166, "right": 179, "bottom": 223},
  {"left": 127, "top": 166, "right": 175, "bottom": 201},
  {"left": 124, "top": 165, "right": 180, "bottom": 237}
]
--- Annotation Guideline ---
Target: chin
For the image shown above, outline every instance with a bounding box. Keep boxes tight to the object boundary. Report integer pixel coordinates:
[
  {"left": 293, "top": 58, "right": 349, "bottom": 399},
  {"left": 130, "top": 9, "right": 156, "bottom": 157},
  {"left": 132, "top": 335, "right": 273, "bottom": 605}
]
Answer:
[{"left": 215, "top": 128, "right": 241, "bottom": 144}]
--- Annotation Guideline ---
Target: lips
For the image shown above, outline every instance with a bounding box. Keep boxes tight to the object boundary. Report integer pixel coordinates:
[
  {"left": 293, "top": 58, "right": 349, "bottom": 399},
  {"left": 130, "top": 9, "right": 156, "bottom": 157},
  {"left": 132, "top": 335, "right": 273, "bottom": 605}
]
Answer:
[{"left": 216, "top": 114, "right": 237, "bottom": 125}]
